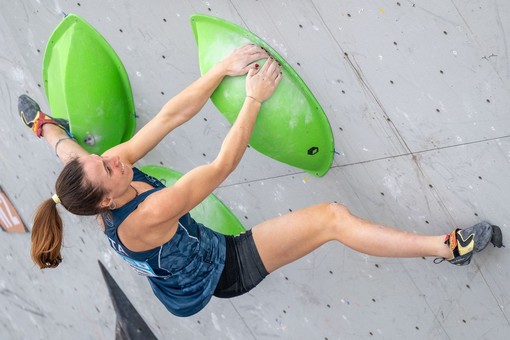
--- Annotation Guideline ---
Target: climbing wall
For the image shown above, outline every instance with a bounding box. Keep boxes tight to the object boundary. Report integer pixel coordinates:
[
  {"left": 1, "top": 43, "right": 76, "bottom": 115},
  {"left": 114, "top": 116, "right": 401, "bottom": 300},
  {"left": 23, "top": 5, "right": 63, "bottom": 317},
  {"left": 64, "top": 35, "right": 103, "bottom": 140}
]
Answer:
[{"left": 1, "top": 0, "right": 509, "bottom": 339}]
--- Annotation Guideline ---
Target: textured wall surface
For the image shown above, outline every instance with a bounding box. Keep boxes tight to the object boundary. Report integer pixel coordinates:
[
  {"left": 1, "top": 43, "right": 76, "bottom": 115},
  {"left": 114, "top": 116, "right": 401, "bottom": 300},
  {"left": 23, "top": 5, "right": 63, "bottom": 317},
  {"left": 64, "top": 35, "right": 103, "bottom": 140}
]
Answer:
[{"left": 1, "top": 0, "right": 509, "bottom": 339}]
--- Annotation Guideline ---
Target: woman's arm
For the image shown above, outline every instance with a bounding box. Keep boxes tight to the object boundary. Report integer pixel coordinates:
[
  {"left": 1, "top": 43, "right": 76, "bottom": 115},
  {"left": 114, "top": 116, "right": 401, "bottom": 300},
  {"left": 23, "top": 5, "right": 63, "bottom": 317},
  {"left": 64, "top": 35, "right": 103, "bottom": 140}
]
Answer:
[
  {"left": 139, "top": 58, "right": 282, "bottom": 229},
  {"left": 103, "top": 44, "right": 268, "bottom": 164}
]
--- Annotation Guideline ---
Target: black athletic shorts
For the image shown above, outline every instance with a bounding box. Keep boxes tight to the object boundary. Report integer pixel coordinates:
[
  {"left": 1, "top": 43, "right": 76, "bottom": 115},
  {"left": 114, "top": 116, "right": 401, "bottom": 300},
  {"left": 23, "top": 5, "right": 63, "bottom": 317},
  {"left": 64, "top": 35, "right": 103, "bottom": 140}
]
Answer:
[{"left": 213, "top": 230, "right": 269, "bottom": 298}]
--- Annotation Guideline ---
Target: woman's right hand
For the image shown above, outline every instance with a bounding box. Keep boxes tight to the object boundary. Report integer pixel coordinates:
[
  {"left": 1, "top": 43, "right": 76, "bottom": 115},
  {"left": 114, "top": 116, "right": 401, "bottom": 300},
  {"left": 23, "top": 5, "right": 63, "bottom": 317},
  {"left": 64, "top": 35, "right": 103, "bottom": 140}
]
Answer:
[{"left": 245, "top": 58, "right": 282, "bottom": 103}]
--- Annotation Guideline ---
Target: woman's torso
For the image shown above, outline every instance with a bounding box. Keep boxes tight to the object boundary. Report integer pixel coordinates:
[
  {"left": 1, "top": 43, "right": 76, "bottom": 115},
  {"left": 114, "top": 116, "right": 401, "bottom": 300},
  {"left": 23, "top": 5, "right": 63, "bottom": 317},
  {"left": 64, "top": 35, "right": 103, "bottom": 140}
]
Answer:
[{"left": 101, "top": 167, "right": 226, "bottom": 317}]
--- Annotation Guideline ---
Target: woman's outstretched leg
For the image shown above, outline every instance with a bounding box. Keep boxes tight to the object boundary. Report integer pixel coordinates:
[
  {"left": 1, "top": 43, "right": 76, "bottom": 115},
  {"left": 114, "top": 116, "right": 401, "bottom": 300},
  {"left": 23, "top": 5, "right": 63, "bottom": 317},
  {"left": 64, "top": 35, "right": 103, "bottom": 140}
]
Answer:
[
  {"left": 19, "top": 94, "right": 89, "bottom": 164},
  {"left": 252, "top": 202, "right": 501, "bottom": 273}
]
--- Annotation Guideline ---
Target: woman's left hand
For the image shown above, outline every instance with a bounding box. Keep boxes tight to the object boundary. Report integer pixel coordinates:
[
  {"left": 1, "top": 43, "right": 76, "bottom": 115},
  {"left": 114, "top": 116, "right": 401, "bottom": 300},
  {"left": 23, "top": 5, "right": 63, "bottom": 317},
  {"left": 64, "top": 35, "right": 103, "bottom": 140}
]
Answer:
[{"left": 221, "top": 44, "right": 269, "bottom": 76}]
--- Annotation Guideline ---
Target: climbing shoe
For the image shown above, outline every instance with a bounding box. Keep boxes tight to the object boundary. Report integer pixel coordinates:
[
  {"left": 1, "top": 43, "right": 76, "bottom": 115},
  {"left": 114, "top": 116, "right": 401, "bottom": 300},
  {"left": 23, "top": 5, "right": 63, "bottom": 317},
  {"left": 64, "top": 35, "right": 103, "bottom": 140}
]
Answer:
[
  {"left": 18, "top": 94, "right": 70, "bottom": 137},
  {"left": 443, "top": 222, "right": 503, "bottom": 266}
]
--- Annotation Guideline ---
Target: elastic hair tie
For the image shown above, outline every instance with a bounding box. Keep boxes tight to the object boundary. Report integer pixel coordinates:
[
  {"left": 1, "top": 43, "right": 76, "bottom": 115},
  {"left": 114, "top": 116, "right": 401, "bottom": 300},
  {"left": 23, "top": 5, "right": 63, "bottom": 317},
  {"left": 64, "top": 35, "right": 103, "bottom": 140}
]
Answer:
[
  {"left": 246, "top": 95, "right": 262, "bottom": 104},
  {"left": 54, "top": 136, "right": 74, "bottom": 157},
  {"left": 52, "top": 194, "right": 61, "bottom": 205}
]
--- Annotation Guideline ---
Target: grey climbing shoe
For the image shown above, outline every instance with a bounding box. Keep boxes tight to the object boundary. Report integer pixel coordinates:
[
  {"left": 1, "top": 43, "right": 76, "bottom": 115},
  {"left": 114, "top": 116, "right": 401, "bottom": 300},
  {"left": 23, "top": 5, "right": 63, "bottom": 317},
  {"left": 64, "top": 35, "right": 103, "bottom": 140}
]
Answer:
[
  {"left": 18, "top": 94, "right": 70, "bottom": 137},
  {"left": 444, "top": 222, "right": 503, "bottom": 266}
]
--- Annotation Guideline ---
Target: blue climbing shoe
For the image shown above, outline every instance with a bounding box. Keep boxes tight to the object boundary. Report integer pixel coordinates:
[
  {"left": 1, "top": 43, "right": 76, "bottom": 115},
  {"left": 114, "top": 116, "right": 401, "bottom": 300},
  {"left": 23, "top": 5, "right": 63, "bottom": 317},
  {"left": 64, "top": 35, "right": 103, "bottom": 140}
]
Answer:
[{"left": 18, "top": 94, "right": 70, "bottom": 137}]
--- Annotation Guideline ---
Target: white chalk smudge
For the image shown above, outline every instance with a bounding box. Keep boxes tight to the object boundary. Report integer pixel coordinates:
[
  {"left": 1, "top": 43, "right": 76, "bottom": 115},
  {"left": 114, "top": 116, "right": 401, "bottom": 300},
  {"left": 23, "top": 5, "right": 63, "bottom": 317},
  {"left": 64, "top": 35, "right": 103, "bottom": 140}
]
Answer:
[{"left": 211, "top": 312, "right": 221, "bottom": 331}]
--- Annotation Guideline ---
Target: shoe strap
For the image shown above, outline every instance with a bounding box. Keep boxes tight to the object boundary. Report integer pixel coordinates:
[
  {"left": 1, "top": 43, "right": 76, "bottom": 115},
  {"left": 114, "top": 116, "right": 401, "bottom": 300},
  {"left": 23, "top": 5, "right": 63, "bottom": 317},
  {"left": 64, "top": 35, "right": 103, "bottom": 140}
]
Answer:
[
  {"left": 445, "top": 229, "right": 461, "bottom": 258},
  {"left": 32, "top": 111, "right": 67, "bottom": 138}
]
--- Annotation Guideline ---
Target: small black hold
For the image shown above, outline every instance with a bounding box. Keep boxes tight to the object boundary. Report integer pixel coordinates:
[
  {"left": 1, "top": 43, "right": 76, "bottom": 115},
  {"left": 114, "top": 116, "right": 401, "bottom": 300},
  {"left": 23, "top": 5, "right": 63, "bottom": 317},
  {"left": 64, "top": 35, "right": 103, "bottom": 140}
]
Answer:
[
  {"left": 486, "top": 99, "right": 491, "bottom": 103},
  {"left": 436, "top": 109, "right": 440, "bottom": 112},
  {"left": 443, "top": 31, "right": 448, "bottom": 35},
  {"left": 440, "top": 70, "right": 444, "bottom": 74},
  {"left": 393, "top": 41, "right": 398, "bottom": 45},
  {"left": 208, "top": 7, "right": 211, "bottom": 11},
  {"left": 425, "top": 220, "right": 429, "bottom": 224},
  {"left": 329, "top": 270, "right": 333, "bottom": 274},
  {"left": 429, "top": 184, "right": 433, "bottom": 188},
  {"left": 327, "top": 304, "right": 331, "bottom": 308},
  {"left": 297, "top": 62, "right": 301, "bottom": 66},
  {"left": 244, "top": 216, "right": 248, "bottom": 219},
  {"left": 390, "top": 80, "right": 394, "bottom": 84},
  {"left": 162, "top": 55, "right": 166, "bottom": 59},
  {"left": 299, "top": 24, "right": 303, "bottom": 28},
  {"left": 204, "top": 117, "right": 208, "bottom": 121},
  {"left": 462, "top": 319, "right": 466, "bottom": 323},
  {"left": 119, "top": 29, "right": 123, "bottom": 33},
  {"left": 339, "top": 127, "right": 344, "bottom": 131},
  {"left": 478, "top": 176, "right": 482, "bottom": 180},
  {"left": 202, "top": 153, "right": 206, "bottom": 157},
  {"left": 307, "top": 146, "right": 319, "bottom": 155},
  {"left": 380, "top": 192, "right": 385, "bottom": 196},
  {"left": 341, "top": 90, "right": 346, "bottom": 94},
  {"left": 416, "top": 326, "right": 420, "bottom": 330},
  {"left": 77, "top": 2, "right": 81, "bottom": 6},
  {"left": 372, "top": 298, "right": 376, "bottom": 302},
  {"left": 375, "top": 264, "right": 379, "bottom": 268},
  {"left": 347, "top": 13, "right": 351, "bottom": 17},
  {"left": 397, "top": 2, "right": 401, "bottom": 6},
  {"left": 466, "top": 284, "right": 471, "bottom": 289},
  {"left": 474, "top": 213, "right": 479, "bottom": 217},
  {"left": 163, "top": 18, "right": 167, "bottom": 22}
]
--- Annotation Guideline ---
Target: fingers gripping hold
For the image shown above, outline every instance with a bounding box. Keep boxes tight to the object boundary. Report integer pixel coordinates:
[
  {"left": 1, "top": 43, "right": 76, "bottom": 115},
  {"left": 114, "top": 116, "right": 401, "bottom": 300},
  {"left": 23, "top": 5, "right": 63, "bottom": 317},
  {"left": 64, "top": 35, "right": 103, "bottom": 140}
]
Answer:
[{"left": 245, "top": 58, "right": 282, "bottom": 103}]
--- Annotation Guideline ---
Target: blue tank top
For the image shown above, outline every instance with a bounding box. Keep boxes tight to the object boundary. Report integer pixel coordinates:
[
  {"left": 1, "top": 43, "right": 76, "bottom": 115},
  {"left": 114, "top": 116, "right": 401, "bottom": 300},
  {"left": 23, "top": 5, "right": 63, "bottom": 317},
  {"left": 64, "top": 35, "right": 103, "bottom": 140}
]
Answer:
[{"left": 102, "top": 167, "right": 226, "bottom": 317}]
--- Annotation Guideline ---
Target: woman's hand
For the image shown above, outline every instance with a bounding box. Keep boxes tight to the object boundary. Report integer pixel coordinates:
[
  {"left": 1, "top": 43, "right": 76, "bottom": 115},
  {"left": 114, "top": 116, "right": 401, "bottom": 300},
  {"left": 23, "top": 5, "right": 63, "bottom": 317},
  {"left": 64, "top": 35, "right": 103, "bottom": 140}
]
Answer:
[
  {"left": 245, "top": 57, "right": 282, "bottom": 103},
  {"left": 220, "top": 44, "right": 269, "bottom": 76}
]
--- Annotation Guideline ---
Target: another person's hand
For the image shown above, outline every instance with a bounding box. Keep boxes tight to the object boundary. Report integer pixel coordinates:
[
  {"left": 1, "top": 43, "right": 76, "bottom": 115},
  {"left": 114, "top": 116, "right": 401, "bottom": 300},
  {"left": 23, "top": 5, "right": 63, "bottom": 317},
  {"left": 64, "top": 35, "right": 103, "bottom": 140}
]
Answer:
[
  {"left": 245, "top": 57, "right": 282, "bottom": 103},
  {"left": 221, "top": 44, "right": 269, "bottom": 76}
]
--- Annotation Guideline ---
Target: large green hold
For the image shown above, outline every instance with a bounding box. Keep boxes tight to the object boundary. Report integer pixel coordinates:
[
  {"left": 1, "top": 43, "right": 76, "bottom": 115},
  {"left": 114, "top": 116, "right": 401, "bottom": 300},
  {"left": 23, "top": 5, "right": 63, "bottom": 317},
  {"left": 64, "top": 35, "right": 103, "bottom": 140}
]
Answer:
[
  {"left": 43, "top": 14, "right": 136, "bottom": 154},
  {"left": 140, "top": 165, "right": 245, "bottom": 235},
  {"left": 190, "top": 14, "right": 334, "bottom": 176}
]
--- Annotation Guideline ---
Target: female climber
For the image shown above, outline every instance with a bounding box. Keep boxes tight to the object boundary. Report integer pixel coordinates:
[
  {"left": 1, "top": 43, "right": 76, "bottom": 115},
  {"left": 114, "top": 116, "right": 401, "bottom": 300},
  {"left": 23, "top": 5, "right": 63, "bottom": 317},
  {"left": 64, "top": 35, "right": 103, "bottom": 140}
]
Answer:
[{"left": 21, "top": 44, "right": 502, "bottom": 317}]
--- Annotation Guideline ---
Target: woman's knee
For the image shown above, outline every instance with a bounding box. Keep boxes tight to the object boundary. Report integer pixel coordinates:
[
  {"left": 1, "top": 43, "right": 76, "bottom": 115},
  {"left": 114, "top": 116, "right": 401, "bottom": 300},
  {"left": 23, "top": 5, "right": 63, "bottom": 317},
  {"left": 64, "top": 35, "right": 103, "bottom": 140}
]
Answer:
[{"left": 320, "top": 202, "right": 354, "bottom": 229}]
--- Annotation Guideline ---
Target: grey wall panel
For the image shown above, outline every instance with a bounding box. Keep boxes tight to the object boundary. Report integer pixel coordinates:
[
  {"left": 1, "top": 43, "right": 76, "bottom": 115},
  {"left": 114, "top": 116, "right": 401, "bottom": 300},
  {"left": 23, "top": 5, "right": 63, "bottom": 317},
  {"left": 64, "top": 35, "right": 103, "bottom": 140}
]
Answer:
[
  {"left": 452, "top": 0, "right": 510, "bottom": 85},
  {"left": 1, "top": 0, "right": 509, "bottom": 339},
  {"left": 313, "top": 0, "right": 510, "bottom": 153}
]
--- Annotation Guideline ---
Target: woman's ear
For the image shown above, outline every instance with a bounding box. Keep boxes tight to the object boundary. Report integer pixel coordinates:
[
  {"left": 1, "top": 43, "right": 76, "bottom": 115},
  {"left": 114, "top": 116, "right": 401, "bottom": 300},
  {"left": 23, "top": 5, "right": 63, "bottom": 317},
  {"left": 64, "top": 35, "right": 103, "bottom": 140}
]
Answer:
[{"left": 100, "top": 196, "right": 113, "bottom": 209}]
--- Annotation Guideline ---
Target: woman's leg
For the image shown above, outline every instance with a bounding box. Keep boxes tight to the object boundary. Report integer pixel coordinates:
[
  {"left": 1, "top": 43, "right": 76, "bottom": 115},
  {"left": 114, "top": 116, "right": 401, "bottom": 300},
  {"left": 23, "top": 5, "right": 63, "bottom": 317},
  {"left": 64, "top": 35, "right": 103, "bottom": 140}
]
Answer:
[
  {"left": 19, "top": 94, "right": 89, "bottom": 164},
  {"left": 252, "top": 202, "right": 453, "bottom": 273},
  {"left": 41, "top": 124, "right": 89, "bottom": 163}
]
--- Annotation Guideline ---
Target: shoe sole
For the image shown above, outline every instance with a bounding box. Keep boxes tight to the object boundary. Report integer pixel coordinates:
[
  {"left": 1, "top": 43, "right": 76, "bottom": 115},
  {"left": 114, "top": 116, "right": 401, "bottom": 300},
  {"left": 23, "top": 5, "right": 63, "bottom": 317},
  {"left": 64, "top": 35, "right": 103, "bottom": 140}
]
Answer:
[{"left": 490, "top": 225, "right": 504, "bottom": 248}]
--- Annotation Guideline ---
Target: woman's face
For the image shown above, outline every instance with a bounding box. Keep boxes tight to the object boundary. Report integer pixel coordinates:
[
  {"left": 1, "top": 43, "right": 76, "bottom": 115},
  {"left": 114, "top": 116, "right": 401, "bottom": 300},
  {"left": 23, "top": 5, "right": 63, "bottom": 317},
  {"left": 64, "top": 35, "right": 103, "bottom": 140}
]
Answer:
[{"left": 80, "top": 154, "right": 132, "bottom": 203}]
